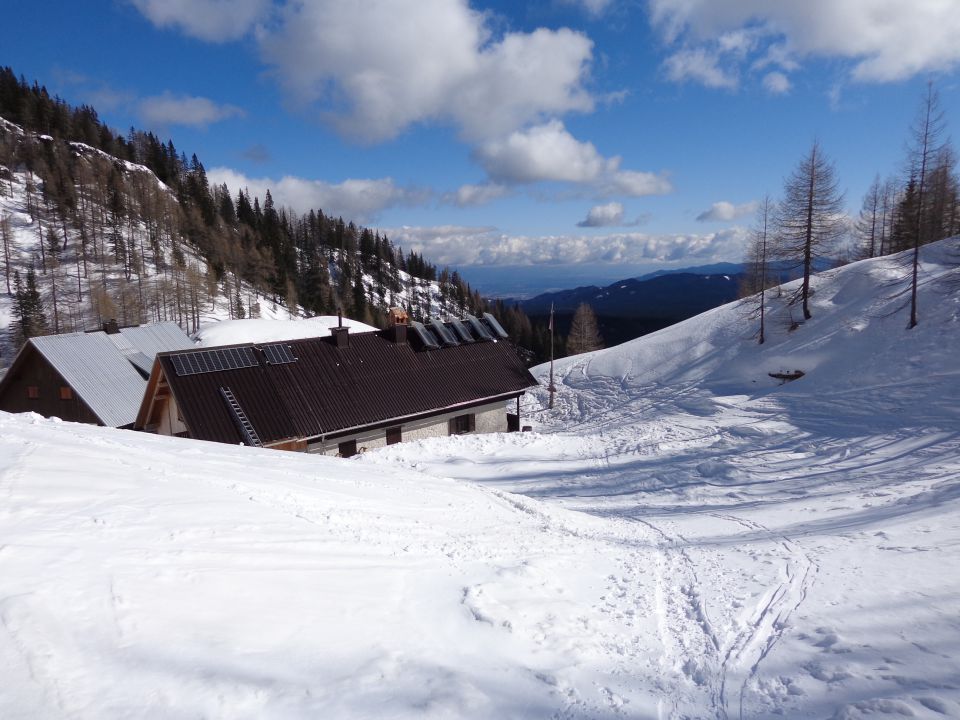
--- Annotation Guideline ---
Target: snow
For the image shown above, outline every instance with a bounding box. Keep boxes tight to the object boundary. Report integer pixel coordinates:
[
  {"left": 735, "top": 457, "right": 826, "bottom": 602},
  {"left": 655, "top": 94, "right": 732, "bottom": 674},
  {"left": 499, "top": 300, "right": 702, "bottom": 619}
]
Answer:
[
  {"left": 2, "top": 241, "right": 959, "bottom": 718},
  {"left": 194, "top": 316, "right": 379, "bottom": 347}
]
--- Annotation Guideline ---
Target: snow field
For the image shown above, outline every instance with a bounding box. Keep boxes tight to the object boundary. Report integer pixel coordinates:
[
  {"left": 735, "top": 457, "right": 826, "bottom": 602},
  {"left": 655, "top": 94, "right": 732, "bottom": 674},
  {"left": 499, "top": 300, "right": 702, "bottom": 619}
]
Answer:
[
  {"left": 365, "top": 241, "right": 960, "bottom": 718},
  {"left": 0, "top": 412, "right": 676, "bottom": 718},
  {"left": 0, "top": 239, "right": 958, "bottom": 718}
]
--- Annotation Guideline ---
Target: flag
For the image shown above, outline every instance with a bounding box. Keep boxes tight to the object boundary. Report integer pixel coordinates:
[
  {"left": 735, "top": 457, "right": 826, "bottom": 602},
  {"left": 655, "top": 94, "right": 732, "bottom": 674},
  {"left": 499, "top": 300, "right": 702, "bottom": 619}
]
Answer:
[{"left": 548, "top": 302, "right": 554, "bottom": 332}]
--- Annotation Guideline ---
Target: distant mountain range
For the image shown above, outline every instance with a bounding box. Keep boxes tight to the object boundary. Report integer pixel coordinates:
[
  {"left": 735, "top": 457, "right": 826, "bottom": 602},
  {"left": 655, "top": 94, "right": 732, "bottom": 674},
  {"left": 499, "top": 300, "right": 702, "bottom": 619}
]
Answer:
[{"left": 517, "top": 260, "right": 833, "bottom": 348}]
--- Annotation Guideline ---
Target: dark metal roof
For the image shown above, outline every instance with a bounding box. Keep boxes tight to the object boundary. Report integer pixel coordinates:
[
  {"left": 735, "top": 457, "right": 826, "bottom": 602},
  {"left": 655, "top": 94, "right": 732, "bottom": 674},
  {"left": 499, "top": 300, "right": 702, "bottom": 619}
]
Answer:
[{"left": 146, "top": 325, "right": 537, "bottom": 445}]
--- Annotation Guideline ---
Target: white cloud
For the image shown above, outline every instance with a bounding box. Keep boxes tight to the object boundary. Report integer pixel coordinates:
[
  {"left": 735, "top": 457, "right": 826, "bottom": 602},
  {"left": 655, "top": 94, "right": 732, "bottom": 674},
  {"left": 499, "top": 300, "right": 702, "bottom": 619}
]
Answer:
[
  {"left": 138, "top": 93, "right": 245, "bottom": 128},
  {"left": 762, "top": 71, "right": 791, "bottom": 95},
  {"left": 475, "top": 120, "right": 672, "bottom": 196},
  {"left": 445, "top": 183, "right": 511, "bottom": 207},
  {"left": 477, "top": 120, "right": 613, "bottom": 184},
  {"left": 131, "top": 0, "right": 269, "bottom": 42},
  {"left": 649, "top": 0, "right": 960, "bottom": 87},
  {"left": 257, "top": 0, "right": 595, "bottom": 143},
  {"left": 600, "top": 170, "right": 672, "bottom": 198},
  {"left": 578, "top": 202, "right": 625, "bottom": 227},
  {"left": 208, "top": 167, "right": 427, "bottom": 222},
  {"left": 663, "top": 48, "right": 739, "bottom": 89},
  {"left": 385, "top": 225, "right": 749, "bottom": 267},
  {"left": 696, "top": 199, "right": 758, "bottom": 222}
]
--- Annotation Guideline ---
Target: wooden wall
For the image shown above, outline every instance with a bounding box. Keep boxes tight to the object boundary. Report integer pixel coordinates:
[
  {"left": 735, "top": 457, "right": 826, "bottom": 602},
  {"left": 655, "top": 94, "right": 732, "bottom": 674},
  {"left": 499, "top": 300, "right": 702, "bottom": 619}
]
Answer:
[{"left": 0, "top": 347, "right": 100, "bottom": 425}]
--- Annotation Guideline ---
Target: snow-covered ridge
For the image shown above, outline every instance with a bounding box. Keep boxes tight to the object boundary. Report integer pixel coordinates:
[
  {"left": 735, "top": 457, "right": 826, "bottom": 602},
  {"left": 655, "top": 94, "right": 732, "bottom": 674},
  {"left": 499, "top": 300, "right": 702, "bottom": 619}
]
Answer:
[
  {"left": 539, "top": 239, "right": 960, "bottom": 408},
  {"left": 68, "top": 140, "right": 176, "bottom": 195}
]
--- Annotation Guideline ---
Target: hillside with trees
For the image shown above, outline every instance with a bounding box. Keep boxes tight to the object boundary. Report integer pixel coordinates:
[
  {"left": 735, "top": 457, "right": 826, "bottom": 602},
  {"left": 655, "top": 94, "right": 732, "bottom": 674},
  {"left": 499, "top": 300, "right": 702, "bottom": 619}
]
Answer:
[
  {"left": 0, "top": 67, "right": 549, "bottom": 365},
  {"left": 741, "top": 83, "right": 960, "bottom": 340}
]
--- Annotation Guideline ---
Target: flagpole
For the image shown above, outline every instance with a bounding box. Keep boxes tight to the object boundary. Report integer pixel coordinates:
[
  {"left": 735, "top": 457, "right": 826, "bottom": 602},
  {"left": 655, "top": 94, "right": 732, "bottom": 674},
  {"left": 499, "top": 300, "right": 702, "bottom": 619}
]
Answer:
[{"left": 548, "top": 302, "right": 555, "bottom": 409}]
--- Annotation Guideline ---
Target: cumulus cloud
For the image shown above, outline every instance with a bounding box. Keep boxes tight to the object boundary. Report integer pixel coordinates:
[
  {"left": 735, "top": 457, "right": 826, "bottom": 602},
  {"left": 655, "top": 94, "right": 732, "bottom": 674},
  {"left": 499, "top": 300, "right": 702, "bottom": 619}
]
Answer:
[
  {"left": 577, "top": 202, "right": 624, "bottom": 227},
  {"left": 444, "top": 183, "right": 511, "bottom": 207},
  {"left": 385, "top": 224, "right": 749, "bottom": 267},
  {"left": 256, "top": 0, "right": 594, "bottom": 143},
  {"left": 208, "top": 167, "right": 428, "bottom": 222},
  {"left": 475, "top": 120, "right": 671, "bottom": 196},
  {"left": 696, "top": 200, "right": 758, "bottom": 222},
  {"left": 138, "top": 93, "right": 245, "bottom": 128},
  {"left": 477, "top": 120, "right": 612, "bottom": 184},
  {"left": 131, "top": 0, "right": 270, "bottom": 42},
  {"left": 649, "top": 0, "right": 960, "bottom": 88}
]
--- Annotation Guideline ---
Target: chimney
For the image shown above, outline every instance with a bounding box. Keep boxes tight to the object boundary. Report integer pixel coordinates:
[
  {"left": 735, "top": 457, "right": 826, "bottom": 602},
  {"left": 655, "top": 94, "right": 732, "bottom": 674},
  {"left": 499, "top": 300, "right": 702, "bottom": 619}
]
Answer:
[
  {"left": 103, "top": 319, "right": 120, "bottom": 335},
  {"left": 330, "top": 325, "right": 350, "bottom": 348},
  {"left": 387, "top": 307, "right": 409, "bottom": 344}
]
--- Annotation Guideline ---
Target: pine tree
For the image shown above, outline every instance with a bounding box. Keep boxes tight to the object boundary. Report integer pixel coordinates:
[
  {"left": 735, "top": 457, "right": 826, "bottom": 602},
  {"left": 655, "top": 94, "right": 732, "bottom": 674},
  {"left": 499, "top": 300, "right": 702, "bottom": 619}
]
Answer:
[
  {"left": 566, "top": 303, "right": 604, "bottom": 355},
  {"left": 12, "top": 268, "right": 48, "bottom": 346}
]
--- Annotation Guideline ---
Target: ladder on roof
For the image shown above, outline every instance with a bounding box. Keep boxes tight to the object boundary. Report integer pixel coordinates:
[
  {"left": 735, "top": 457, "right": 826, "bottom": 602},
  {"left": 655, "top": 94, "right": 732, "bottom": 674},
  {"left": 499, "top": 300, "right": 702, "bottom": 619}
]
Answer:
[{"left": 220, "top": 387, "right": 263, "bottom": 448}]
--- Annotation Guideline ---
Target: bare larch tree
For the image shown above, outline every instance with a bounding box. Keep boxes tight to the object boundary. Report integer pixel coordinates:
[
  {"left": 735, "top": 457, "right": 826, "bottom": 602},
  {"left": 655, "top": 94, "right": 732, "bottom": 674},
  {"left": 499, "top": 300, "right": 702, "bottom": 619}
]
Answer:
[
  {"left": 906, "top": 83, "right": 947, "bottom": 328},
  {"left": 776, "top": 139, "right": 846, "bottom": 320},
  {"left": 566, "top": 303, "right": 604, "bottom": 355}
]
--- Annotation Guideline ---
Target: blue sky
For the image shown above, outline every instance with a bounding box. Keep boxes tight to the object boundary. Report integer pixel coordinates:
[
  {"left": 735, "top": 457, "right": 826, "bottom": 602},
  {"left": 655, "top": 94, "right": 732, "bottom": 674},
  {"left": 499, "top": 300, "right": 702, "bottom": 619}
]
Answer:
[{"left": 7, "top": 0, "right": 960, "bottom": 294}]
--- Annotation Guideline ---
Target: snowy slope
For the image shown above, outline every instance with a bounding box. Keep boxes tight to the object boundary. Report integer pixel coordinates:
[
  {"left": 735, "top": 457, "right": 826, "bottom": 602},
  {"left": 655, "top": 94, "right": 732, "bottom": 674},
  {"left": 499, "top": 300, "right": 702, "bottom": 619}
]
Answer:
[
  {"left": 0, "top": 413, "right": 658, "bottom": 719},
  {"left": 365, "top": 240, "right": 960, "bottom": 719},
  {"left": 0, "top": 117, "right": 462, "bottom": 366},
  {"left": 1, "top": 242, "right": 959, "bottom": 719}
]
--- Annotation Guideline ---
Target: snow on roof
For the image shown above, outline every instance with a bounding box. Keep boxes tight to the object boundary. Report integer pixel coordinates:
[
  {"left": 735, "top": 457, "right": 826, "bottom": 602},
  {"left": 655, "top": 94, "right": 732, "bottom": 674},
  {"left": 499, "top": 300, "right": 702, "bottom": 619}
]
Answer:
[{"left": 194, "top": 316, "right": 378, "bottom": 347}]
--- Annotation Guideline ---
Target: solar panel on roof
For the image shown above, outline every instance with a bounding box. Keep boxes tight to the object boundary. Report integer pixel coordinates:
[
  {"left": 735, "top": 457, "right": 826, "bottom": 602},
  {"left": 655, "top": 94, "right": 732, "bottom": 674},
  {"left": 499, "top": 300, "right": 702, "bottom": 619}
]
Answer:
[
  {"left": 464, "top": 314, "right": 493, "bottom": 341},
  {"left": 429, "top": 319, "right": 459, "bottom": 347},
  {"left": 169, "top": 347, "right": 258, "bottom": 376},
  {"left": 409, "top": 321, "right": 440, "bottom": 350},
  {"left": 448, "top": 318, "right": 475, "bottom": 343},
  {"left": 482, "top": 312, "right": 510, "bottom": 339},
  {"left": 262, "top": 343, "right": 297, "bottom": 365}
]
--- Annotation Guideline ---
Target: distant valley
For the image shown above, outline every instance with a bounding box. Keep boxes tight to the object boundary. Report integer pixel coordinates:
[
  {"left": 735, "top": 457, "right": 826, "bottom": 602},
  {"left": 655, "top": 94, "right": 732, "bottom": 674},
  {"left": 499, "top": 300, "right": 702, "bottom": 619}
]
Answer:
[{"left": 515, "top": 268, "right": 745, "bottom": 348}]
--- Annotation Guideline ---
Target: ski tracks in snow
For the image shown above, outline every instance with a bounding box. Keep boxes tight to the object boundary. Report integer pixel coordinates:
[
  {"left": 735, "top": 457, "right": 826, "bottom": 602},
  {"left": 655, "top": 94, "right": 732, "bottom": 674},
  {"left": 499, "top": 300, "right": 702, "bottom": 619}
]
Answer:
[
  {"left": 635, "top": 512, "right": 817, "bottom": 720},
  {"left": 708, "top": 513, "right": 818, "bottom": 720}
]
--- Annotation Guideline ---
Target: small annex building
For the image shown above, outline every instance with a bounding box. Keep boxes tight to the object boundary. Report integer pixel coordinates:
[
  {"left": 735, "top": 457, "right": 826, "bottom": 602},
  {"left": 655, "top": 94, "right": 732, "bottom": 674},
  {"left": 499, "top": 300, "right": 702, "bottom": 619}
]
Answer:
[
  {"left": 0, "top": 321, "right": 195, "bottom": 428},
  {"left": 135, "top": 312, "right": 538, "bottom": 455}
]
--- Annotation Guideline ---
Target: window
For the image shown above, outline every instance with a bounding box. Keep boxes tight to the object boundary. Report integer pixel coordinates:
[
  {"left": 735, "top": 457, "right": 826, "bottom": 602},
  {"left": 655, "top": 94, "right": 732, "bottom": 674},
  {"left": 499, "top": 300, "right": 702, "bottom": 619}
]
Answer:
[
  {"left": 26, "top": 386, "right": 39, "bottom": 399},
  {"left": 449, "top": 413, "right": 476, "bottom": 435},
  {"left": 386, "top": 427, "right": 402, "bottom": 445},
  {"left": 59, "top": 386, "right": 73, "bottom": 400},
  {"left": 338, "top": 439, "right": 357, "bottom": 458}
]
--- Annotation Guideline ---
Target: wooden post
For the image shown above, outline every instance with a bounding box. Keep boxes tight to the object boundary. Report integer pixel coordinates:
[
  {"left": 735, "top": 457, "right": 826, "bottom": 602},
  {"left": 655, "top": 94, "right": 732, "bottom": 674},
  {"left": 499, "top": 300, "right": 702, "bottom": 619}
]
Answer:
[{"left": 548, "top": 302, "right": 556, "bottom": 409}]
